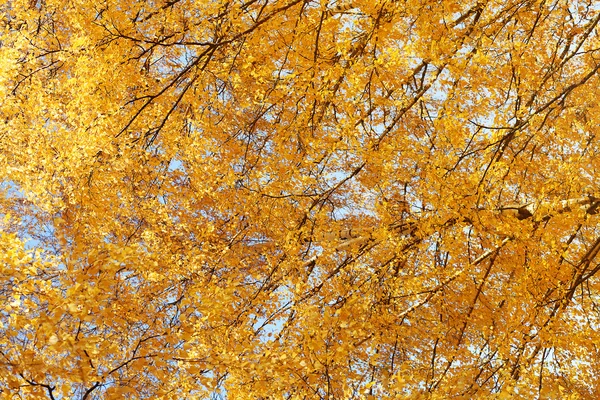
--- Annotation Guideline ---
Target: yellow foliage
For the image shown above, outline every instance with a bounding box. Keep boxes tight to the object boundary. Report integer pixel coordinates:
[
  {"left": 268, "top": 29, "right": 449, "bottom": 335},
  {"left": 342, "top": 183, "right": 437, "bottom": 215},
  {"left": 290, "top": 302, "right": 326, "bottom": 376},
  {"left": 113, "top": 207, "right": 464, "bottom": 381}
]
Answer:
[{"left": 2, "top": 0, "right": 600, "bottom": 398}]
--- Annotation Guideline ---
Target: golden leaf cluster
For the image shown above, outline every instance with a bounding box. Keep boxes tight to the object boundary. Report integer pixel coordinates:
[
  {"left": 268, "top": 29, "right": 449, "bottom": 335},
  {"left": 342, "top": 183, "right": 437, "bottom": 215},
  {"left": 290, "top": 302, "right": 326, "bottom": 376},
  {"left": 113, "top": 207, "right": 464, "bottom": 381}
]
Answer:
[{"left": 2, "top": 0, "right": 600, "bottom": 398}]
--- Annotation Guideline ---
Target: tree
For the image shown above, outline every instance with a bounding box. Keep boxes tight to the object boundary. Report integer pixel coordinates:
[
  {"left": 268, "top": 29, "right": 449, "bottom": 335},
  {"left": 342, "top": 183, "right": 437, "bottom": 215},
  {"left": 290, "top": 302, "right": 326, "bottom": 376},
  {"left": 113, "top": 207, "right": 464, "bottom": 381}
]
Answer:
[{"left": 1, "top": 0, "right": 600, "bottom": 398}]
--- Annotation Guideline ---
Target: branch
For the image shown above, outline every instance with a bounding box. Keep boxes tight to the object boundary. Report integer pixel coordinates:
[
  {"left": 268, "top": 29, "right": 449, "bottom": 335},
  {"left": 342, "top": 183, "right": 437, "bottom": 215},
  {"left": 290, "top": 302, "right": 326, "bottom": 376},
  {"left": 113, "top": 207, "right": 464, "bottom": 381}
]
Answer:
[
  {"left": 498, "top": 194, "right": 600, "bottom": 221},
  {"left": 18, "top": 374, "right": 56, "bottom": 400},
  {"left": 81, "top": 382, "right": 101, "bottom": 400},
  {"left": 397, "top": 236, "right": 512, "bottom": 320}
]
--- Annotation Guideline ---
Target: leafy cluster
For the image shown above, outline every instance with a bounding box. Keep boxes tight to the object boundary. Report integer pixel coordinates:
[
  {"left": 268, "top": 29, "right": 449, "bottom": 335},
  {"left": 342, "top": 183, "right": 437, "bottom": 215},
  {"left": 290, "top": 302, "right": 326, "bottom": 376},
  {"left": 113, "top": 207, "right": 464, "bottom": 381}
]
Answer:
[{"left": 2, "top": 0, "right": 600, "bottom": 398}]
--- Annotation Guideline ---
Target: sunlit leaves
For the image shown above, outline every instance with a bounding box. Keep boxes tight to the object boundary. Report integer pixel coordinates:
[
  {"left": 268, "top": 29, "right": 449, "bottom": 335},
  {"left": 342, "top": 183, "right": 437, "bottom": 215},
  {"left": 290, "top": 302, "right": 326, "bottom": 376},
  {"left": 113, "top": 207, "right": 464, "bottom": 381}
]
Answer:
[{"left": 2, "top": 0, "right": 600, "bottom": 398}]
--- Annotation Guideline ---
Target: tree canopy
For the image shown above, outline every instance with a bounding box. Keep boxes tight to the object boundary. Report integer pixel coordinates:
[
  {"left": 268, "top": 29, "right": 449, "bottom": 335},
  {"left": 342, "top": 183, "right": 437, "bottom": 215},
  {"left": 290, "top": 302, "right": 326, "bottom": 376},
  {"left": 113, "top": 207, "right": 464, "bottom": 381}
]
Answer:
[{"left": 2, "top": 0, "right": 600, "bottom": 398}]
